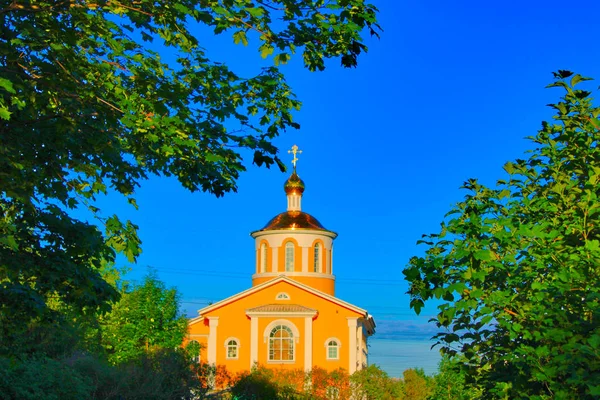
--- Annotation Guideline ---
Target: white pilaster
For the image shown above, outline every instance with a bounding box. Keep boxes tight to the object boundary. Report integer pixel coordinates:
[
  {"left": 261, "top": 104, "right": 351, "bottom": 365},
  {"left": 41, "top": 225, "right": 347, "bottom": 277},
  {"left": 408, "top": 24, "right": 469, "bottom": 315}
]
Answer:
[
  {"left": 271, "top": 247, "right": 279, "bottom": 272},
  {"left": 347, "top": 317, "right": 358, "bottom": 373},
  {"left": 207, "top": 317, "right": 219, "bottom": 365},
  {"left": 255, "top": 250, "right": 259, "bottom": 274},
  {"left": 304, "top": 316, "right": 313, "bottom": 371},
  {"left": 250, "top": 316, "right": 258, "bottom": 369},
  {"left": 302, "top": 247, "right": 309, "bottom": 272},
  {"left": 357, "top": 323, "right": 364, "bottom": 370}
]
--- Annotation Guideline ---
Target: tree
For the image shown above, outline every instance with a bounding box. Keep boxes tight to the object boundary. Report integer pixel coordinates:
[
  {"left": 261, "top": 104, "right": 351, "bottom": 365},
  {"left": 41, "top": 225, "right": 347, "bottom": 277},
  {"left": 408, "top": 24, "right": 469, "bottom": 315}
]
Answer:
[
  {"left": 101, "top": 273, "right": 187, "bottom": 364},
  {"left": 0, "top": 0, "right": 381, "bottom": 344},
  {"left": 350, "top": 364, "right": 403, "bottom": 400},
  {"left": 403, "top": 71, "right": 600, "bottom": 398},
  {"left": 431, "top": 356, "right": 481, "bottom": 400}
]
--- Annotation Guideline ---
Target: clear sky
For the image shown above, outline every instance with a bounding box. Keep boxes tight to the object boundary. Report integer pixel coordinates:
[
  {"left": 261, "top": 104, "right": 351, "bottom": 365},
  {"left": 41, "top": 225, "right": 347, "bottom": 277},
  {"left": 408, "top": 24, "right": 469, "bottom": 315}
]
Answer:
[{"left": 93, "top": 0, "right": 600, "bottom": 375}]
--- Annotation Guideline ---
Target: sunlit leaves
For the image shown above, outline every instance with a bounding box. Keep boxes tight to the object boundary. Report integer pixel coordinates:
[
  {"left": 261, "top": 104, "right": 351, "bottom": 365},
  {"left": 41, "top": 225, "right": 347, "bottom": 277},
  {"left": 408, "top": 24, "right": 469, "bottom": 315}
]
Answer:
[
  {"left": 403, "top": 72, "right": 600, "bottom": 399},
  {"left": 0, "top": 0, "right": 379, "bottom": 340}
]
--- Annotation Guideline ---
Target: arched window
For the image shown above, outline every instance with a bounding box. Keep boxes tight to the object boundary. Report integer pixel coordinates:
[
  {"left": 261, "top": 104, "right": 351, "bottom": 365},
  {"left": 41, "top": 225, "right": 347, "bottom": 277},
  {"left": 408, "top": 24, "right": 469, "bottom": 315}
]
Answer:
[
  {"left": 224, "top": 338, "right": 239, "bottom": 359},
  {"left": 313, "top": 243, "right": 321, "bottom": 272},
  {"left": 285, "top": 242, "right": 294, "bottom": 272},
  {"left": 325, "top": 338, "right": 340, "bottom": 360},
  {"left": 260, "top": 243, "right": 268, "bottom": 273},
  {"left": 269, "top": 325, "right": 294, "bottom": 361},
  {"left": 275, "top": 292, "right": 290, "bottom": 300}
]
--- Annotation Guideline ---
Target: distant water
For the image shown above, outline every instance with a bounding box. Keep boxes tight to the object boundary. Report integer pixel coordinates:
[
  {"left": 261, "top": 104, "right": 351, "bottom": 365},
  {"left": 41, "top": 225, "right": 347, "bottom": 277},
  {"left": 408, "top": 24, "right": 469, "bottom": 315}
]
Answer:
[{"left": 368, "top": 338, "right": 442, "bottom": 377}]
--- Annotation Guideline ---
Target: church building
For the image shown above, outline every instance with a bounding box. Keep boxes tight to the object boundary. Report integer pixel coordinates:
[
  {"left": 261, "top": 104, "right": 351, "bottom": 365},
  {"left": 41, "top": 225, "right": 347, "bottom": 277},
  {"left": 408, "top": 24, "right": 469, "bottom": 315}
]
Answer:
[{"left": 186, "top": 146, "right": 375, "bottom": 374}]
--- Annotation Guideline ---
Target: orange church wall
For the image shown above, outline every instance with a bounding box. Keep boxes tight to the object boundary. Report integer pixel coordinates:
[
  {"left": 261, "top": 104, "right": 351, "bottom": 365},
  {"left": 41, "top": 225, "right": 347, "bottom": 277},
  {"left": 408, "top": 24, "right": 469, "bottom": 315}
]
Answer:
[{"left": 187, "top": 280, "right": 363, "bottom": 375}]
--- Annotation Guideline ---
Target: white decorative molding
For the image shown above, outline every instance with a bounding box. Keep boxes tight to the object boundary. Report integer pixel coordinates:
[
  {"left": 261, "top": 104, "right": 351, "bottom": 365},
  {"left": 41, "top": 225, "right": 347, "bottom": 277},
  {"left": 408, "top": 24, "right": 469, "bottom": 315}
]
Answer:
[{"left": 262, "top": 319, "right": 300, "bottom": 344}]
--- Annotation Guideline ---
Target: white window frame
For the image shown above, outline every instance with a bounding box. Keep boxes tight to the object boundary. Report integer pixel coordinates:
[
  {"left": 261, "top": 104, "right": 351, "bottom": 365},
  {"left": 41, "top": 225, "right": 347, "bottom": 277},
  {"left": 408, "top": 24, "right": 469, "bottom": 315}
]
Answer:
[
  {"left": 324, "top": 337, "right": 341, "bottom": 360},
  {"left": 268, "top": 325, "right": 295, "bottom": 362},
  {"left": 223, "top": 337, "right": 240, "bottom": 360},
  {"left": 263, "top": 320, "right": 299, "bottom": 364}
]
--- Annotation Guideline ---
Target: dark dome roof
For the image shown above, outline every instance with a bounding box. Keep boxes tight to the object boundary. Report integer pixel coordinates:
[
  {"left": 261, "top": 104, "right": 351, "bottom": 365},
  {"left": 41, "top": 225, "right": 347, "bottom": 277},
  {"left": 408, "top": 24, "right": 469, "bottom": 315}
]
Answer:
[{"left": 258, "top": 211, "right": 328, "bottom": 232}]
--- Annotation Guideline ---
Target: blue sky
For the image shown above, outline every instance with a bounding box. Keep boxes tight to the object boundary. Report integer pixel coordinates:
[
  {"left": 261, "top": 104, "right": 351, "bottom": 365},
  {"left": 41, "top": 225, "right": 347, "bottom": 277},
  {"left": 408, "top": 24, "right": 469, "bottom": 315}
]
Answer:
[{"left": 95, "top": 1, "right": 600, "bottom": 375}]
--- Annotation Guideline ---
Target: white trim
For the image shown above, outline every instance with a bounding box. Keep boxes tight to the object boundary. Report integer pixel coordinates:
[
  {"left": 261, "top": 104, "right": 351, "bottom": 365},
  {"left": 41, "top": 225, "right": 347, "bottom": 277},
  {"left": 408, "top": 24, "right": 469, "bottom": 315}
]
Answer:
[
  {"left": 275, "top": 292, "right": 290, "bottom": 300},
  {"left": 194, "top": 275, "right": 366, "bottom": 317},
  {"left": 324, "top": 337, "right": 341, "bottom": 360},
  {"left": 251, "top": 229, "right": 338, "bottom": 239},
  {"left": 223, "top": 337, "right": 240, "bottom": 360}
]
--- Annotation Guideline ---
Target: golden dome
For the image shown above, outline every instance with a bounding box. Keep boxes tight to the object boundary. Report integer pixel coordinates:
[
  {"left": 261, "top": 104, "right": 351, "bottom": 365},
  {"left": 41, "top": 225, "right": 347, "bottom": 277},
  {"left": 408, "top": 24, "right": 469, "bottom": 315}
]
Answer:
[
  {"left": 284, "top": 171, "right": 305, "bottom": 195},
  {"left": 256, "top": 211, "right": 329, "bottom": 232}
]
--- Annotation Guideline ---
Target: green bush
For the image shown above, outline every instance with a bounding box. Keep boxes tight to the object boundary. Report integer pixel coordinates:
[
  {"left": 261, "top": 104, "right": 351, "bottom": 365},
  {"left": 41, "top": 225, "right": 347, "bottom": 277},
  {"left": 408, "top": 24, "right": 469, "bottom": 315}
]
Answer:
[{"left": 0, "top": 356, "right": 92, "bottom": 400}]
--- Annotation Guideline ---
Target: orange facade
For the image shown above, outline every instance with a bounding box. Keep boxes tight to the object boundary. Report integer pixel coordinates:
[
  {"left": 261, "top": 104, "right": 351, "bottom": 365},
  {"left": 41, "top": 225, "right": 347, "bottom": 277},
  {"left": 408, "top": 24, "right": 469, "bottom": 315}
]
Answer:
[{"left": 186, "top": 158, "right": 375, "bottom": 375}]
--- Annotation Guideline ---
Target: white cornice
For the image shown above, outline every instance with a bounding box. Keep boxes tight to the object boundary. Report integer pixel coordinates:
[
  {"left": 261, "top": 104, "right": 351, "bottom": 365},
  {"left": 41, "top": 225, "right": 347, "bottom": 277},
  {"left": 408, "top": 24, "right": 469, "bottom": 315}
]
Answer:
[{"left": 251, "top": 229, "right": 338, "bottom": 239}]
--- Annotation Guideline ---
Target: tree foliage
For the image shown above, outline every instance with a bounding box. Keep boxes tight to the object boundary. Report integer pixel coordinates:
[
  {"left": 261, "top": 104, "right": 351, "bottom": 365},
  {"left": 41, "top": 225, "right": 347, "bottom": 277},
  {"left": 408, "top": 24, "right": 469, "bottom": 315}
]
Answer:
[
  {"left": 101, "top": 273, "right": 187, "bottom": 364},
  {"left": 0, "top": 0, "right": 380, "bottom": 334},
  {"left": 403, "top": 71, "right": 600, "bottom": 398}
]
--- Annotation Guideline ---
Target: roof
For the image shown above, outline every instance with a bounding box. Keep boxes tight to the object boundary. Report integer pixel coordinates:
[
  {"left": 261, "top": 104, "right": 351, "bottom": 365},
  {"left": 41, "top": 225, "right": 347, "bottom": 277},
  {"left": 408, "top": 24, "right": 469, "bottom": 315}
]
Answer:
[
  {"left": 246, "top": 304, "right": 317, "bottom": 313},
  {"left": 253, "top": 211, "right": 336, "bottom": 233},
  {"left": 194, "top": 275, "right": 368, "bottom": 319}
]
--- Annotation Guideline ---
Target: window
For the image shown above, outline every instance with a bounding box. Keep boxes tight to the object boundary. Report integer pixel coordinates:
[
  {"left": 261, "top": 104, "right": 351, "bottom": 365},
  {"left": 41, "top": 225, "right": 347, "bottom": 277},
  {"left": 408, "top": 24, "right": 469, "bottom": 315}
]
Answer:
[
  {"left": 285, "top": 242, "right": 294, "bottom": 272},
  {"left": 313, "top": 243, "right": 321, "bottom": 272},
  {"left": 260, "top": 243, "right": 267, "bottom": 273},
  {"left": 269, "top": 325, "right": 294, "bottom": 361},
  {"left": 276, "top": 292, "right": 290, "bottom": 300},
  {"left": 325, "top": 338, "right": 340, "bottom": 360},
  {"left": 225, "top": 338, "right": 239, "bottom": 359},
  {"left": 327, "top": 341, "right": 339, "bottom": 359}
]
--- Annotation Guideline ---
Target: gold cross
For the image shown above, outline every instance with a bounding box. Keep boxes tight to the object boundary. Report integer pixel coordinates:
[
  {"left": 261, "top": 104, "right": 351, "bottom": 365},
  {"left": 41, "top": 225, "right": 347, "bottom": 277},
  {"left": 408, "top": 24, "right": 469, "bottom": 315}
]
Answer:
[{"left": 288, "top": 144, "right": 302, "bottom": 169}]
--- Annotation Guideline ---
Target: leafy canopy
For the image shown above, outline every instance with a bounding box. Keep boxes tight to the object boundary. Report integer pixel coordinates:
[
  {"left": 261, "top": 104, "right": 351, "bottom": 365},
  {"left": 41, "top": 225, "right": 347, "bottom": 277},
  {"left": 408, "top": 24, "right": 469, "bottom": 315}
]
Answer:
[
  {"left": 101, "top": 273, "right": 188, "bottom": 364},
  {"left": 0, "top": 0, "right": 380, "bottom": 334},
  {"left": 403, "top": 71, "right": 600, "bottom": 399}
]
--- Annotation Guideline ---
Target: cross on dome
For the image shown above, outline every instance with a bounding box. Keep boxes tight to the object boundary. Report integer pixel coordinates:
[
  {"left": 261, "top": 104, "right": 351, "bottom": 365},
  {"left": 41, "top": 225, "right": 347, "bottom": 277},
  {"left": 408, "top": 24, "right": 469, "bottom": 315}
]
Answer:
[{"left": 288, "top": 144, "right": 302, "bottom": 169}]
